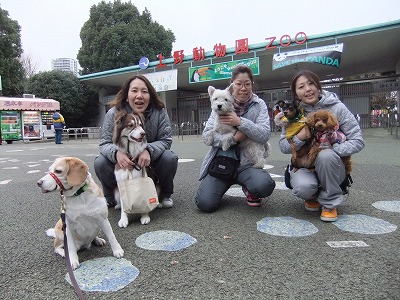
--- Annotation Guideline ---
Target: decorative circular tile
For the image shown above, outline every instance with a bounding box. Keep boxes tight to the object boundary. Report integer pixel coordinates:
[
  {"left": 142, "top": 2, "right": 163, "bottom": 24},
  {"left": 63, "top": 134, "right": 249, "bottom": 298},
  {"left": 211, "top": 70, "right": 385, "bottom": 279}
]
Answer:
[
  {"left": 257, "top": 216, "right": 318, "bottom": 237},
  {"left": 372, "top": 200, "right": 400, "bottom": 213},
  {"left": 178, "top": 158, "right": 195, "bottom": 163},
  {"left": 333, "top": 214, "right": 397, "bottom": 234},
  {"left": 65, "top": 257, "right": 139, "bottom": 292},
  {"left": 135, "top": 230, "right": 197, "bottom": 251}
]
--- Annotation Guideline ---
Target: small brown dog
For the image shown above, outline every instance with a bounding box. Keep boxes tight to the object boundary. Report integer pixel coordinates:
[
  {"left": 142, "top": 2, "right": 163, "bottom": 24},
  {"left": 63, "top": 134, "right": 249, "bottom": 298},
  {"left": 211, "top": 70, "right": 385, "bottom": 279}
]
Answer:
[{"left": 292, "top": 109, "right": 352, "bottom": 173}]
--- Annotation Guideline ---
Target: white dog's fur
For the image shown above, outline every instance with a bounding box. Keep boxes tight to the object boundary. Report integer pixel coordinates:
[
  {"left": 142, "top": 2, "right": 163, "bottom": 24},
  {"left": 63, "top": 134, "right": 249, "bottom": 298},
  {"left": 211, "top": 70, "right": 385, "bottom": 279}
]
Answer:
[
  {"left": 37, "top": 157, "right": 124, "bottom": 270},
  {"left": 113, "top": 112, "right": 154, "bottom": 227},
  {"left": 205, "top": 84, "right": 271, "bottom": 168}
]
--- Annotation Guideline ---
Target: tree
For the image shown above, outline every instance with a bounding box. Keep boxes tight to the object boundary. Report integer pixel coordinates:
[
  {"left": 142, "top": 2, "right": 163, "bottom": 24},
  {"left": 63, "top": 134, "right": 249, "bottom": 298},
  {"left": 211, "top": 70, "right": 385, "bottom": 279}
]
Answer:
[
  {"left": 25, "top": 70, "right": 100, "bottom": 127},
  {"left": 0, "top": 6, "right": 25, "bottom": 95},
  {"left": 77, "top": 1, "right": 175, "bottom": 75},
  {"left": 20, "top": 51, "right": 40, "bottom": 78}
]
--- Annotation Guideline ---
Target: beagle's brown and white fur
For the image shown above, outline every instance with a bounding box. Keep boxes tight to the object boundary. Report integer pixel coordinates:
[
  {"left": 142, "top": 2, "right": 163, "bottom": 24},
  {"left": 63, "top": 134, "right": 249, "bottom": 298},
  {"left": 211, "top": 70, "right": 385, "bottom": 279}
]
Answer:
[{"left": 37, "top": 157, "right": 124, "bottom": 269}]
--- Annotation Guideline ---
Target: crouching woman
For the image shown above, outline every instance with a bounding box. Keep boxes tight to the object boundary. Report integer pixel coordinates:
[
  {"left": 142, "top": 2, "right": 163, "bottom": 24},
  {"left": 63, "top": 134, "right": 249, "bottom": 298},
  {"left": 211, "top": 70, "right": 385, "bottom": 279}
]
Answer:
[{"left": 195, "top": 65, "right": 275, "bottom": 213}]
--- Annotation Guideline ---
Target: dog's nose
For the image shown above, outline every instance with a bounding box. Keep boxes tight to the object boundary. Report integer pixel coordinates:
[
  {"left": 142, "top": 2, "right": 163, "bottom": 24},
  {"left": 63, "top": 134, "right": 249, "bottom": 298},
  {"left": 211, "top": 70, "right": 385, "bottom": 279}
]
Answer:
[
  {"left": 217, "top": 104, "right": 222, "bottom": 110},
  {"left": 141, "top": 132, "right": 145, "bottom": 137},
  {"left": 37, "top": 180, "right": 43, "bottom": 187}
]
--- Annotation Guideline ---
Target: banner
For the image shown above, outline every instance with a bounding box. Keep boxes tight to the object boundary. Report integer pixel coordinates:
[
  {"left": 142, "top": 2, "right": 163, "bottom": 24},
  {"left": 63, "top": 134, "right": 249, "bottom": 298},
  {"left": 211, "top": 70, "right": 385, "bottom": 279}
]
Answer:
[
  {"left": 189, "top": 58, "right": 259, "bottom": 83},
  {"left": 272, "top": 43, "right": 343, "bottom": 70}
]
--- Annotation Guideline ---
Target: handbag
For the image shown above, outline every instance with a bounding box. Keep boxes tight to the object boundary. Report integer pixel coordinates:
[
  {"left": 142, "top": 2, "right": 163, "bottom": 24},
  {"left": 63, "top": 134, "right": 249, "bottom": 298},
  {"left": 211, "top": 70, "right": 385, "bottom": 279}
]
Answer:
[
  {"left": 117, "top": 168, "right": 159, "bottom": 214},
  {"left": 208, "top": 147, "right": 239, "bottom": 180}
]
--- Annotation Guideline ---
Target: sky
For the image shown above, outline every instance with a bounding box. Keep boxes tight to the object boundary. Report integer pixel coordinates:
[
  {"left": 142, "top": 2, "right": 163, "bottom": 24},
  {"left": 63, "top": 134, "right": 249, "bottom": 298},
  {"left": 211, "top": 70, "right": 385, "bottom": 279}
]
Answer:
[{"left": 1, "top": 0, "right": 399, "bottom": 72}]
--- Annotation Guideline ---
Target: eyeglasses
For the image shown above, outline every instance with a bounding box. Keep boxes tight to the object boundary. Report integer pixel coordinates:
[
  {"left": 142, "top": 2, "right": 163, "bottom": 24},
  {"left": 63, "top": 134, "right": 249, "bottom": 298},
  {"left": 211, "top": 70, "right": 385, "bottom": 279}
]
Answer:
[{"left": 234, "top": 81, "right": 252, "bottom": 89}]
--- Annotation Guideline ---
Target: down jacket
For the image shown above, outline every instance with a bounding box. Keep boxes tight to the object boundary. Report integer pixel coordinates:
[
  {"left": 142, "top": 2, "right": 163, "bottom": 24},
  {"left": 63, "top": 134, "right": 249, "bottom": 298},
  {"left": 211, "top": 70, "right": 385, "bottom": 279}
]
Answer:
[
  {"left": 279, "top": 90, "right": 364, "bottom": 157},
  {"left": 199, "top": 94, "right": 271, "bottom": 179},
  {"left": 99, "top": 103, "right": 172, "bottom": 163}
]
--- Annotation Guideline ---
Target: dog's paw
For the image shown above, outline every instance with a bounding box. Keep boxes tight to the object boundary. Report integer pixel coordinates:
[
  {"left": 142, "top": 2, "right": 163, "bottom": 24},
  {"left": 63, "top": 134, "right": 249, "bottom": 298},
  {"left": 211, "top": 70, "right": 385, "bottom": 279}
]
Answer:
[
  {"left": 93, "top": 237, "right": 106, "bottom": 246},
  {"left": 55, "top": 248, "right": 65, "bottom": 257},
  {"left": 113, "top": 247, "right": 124, "bottom": 259},
  {"left": 71, "top": 260, "right": 80, "bottom": 270},
  {"left": 118, "top": 218, "right": 129, "bottom": 228},
  {"left": 140, "top": 214, "right": 151, "bottom": 225}
]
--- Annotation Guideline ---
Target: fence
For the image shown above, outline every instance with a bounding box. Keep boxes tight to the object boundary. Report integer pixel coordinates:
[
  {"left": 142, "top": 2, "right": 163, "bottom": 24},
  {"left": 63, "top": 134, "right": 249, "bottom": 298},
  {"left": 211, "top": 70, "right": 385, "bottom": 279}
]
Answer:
[
  {"left": 62, "top": 127, "right": 101, "bottom": 141},
  {"left": 171, "top": 122, "right": 201, "bottom": 140}
]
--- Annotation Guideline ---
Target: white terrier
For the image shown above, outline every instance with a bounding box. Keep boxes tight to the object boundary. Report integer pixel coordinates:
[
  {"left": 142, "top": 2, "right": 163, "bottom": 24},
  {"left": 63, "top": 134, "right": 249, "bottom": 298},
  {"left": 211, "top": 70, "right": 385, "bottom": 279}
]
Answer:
[{"left": 205, "top": 84, "right": 270, "bottom": 168}]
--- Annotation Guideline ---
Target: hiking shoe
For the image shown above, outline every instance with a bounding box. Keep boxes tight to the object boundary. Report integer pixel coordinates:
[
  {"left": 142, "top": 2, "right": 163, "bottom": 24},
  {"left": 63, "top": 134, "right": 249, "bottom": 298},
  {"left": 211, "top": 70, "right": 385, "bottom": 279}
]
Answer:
[
  {"left": 320, "top": 207, "right": 338, "bottom": 222},
  {"left": 304, "top": 199, "right": 320, "bottom": 211},
  {"left": 242, "top": 187, "right": 262, "bottom": 207},
  {"left": 158, "top": 198, "right": 174, "bottom": 208}
]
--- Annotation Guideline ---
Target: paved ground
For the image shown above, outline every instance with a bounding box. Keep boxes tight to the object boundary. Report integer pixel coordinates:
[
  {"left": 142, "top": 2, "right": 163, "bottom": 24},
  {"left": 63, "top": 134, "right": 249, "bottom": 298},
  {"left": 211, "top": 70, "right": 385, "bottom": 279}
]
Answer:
[{"left": 0, "top": 128, "right": 399, "bottom": 300}]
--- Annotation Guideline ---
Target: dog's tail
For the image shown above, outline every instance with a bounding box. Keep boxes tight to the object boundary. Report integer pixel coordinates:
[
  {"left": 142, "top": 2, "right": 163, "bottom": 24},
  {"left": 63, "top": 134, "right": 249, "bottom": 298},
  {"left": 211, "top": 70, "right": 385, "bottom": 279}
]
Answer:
[{"left": 45, "top": 228, "right": 55, "bottom": 238}]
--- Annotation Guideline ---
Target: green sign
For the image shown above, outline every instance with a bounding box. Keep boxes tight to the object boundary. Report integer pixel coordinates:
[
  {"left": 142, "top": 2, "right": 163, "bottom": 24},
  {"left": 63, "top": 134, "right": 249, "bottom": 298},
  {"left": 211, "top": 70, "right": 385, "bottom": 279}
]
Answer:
[{"left": 189, "top": 57, "right": 259, "bottom": 83}]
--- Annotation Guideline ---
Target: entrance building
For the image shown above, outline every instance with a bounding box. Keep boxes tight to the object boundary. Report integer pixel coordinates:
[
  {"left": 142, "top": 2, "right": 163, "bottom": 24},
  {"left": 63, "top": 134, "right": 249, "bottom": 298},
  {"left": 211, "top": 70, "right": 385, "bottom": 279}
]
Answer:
[{"left": 79, "top": 20, "right": 400, "bottom": 130}]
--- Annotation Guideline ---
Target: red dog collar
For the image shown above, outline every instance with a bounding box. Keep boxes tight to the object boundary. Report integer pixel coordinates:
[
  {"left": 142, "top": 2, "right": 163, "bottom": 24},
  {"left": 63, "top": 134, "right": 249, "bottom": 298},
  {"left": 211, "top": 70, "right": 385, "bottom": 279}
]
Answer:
[{"left": 49, "top": 172, "right": 66, "bottom": 191}]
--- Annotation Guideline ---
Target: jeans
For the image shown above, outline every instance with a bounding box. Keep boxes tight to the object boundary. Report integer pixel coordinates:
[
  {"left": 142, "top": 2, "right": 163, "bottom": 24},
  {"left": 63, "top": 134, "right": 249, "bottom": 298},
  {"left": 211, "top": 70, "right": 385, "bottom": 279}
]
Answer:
[{"left": 54, "top": 129, "right": 62, "bottom": 144}]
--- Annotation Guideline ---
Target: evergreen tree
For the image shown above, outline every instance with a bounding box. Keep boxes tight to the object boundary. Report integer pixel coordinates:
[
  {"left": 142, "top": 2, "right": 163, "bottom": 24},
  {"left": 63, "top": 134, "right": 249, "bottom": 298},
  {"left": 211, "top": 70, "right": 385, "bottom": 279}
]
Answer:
[
  {"left": 78, "top": 1, "right": 175, "bottom": 75},
  {"left": 0, "top": 6, "right": 25, "bottom": 96},
  {"left": 25, "top": 70, "right": 99, "bottom": 127}
]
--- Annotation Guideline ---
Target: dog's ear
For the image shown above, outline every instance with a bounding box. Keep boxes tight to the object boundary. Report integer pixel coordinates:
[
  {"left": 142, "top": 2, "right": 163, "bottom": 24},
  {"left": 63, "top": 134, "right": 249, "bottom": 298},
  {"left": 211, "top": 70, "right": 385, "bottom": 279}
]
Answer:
[
  {"left": 65, "top": 157, "right": 88, "bottom": 187},
  {"left": 137, "top": 112, "right": 145, "bottom": 126},
  {"left": 113, "top": 111, "right": 127, "bottom": 144},
  {"left": 305, "top": 111, "right": 316, "bottom": 127},
  {"left": 326, "top": 111, "right": 339, "bottom": 128},
  {"left": 208, "top": 86, "right": 216, "bottom": 97},
  {"left": 227, "top": 83, "right": 234, "bottom": 95}
]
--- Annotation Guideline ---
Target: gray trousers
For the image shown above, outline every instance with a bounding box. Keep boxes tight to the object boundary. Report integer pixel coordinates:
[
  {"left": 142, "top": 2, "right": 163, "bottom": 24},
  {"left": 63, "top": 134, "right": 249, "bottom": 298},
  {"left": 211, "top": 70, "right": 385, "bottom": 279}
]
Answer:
[
  {"left": 94, "top": 150, "right": 178, "bottom": 203},
  {"left": 195, "top": 165, "right": 276, "bottom": 213},
  {"left": 290, "top": 149, "right": 346, "bottom": 209}
]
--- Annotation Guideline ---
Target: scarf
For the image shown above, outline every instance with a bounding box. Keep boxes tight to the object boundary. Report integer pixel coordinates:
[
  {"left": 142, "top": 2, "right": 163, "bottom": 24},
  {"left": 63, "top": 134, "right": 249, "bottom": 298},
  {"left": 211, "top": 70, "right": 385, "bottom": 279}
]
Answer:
[{"left": 233, "top": 96, "right": 252, "bottom": 116}]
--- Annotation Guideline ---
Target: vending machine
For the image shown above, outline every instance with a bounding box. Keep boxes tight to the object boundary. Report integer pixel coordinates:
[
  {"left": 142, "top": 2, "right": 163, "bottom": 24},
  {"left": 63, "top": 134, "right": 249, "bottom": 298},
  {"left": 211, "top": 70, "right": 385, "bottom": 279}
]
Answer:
[
  {"left": 0, "top": 110, "right": 22, "bottom": 142},
  {"left": 21, "top": 111, "right": 42, "bottom": 140},
  {"left": 41, "top": 111, "right": 55, "bottom": 138}
]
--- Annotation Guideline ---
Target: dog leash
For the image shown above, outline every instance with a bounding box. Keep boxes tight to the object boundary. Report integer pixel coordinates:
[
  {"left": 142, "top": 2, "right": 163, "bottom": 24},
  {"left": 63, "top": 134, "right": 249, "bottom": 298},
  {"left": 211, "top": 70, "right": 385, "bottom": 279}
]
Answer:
[
  {"left": 60, "top": 191, "right": 87, "bottom": 300},
  {"left": 50, "top": 173, "right": 87, "bottom": 300}
]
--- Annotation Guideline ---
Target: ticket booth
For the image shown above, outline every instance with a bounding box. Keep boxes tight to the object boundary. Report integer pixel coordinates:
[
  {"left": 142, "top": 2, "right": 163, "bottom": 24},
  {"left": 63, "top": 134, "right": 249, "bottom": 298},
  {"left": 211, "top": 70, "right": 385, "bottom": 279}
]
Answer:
[{"left": 0, "top": 97, "right": 60, "bottom": 143}]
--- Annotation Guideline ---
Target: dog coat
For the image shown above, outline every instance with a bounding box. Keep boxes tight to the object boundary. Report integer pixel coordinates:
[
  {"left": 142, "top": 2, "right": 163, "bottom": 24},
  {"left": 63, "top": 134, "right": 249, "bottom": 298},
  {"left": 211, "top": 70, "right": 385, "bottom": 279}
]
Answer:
[{"left": 315, "top": 126, "right": 346, "bottom": 147}]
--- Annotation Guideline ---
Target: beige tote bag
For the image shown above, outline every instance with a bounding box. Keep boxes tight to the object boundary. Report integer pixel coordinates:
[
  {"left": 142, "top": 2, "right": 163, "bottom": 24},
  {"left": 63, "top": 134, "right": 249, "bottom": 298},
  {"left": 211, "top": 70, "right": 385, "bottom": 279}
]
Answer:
[{"left": 117, "top": 168, "right": 159, "bottom": 214}]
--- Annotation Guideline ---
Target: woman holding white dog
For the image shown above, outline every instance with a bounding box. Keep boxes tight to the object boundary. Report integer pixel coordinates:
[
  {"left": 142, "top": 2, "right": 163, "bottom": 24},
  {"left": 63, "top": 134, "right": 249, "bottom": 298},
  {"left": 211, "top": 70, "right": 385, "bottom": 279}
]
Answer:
[
  {"left": 195, "top": 65, "right": 276, "bottom": 212},
  {"left": 94, "top": 74, "right": 178, "bottom": 208},
  {"left": 280, "top": 70, "right": 364, "bottom": 221}
]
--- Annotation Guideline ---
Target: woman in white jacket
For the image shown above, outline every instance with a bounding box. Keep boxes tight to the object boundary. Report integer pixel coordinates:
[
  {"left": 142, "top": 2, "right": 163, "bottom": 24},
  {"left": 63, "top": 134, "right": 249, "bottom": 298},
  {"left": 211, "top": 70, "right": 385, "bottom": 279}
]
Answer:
[{"left": 280, "top": 70, "right": 364, "bottom": 221}]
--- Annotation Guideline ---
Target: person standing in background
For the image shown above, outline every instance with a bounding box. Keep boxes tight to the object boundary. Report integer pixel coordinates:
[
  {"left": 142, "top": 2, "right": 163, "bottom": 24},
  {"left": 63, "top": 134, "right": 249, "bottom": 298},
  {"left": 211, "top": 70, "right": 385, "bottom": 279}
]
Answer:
[{"left": 52, "top": 110, "right": 65, "bottom": 144}]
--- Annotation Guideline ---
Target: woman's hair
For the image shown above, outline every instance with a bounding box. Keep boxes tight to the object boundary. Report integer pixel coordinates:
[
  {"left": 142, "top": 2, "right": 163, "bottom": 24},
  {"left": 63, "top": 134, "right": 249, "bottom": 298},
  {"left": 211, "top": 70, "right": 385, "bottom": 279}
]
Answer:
[
  {"left": 230, "top": 65, "right": 255, "bottom": 86},
  {"left": 110, "top": 74, "right": 164, "bottom": 111},
  {"left": 290, "top": 70, "right": 322, "bottom": 101}
]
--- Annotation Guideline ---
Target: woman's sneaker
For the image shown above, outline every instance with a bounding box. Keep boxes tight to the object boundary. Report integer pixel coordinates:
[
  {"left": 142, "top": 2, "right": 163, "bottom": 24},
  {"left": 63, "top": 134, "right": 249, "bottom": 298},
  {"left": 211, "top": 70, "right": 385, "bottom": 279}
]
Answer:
[
  {"left": 320, "top": 207, "right": 338, "bottom": 222},
  {"left": 304, "top": 199, "right": 320, "bottom": 211},
  {"left": 242, "top": 187, "right": 262, "bottom": 207},
  {"left": 159, "top": 198, "right": 174, "bottom": 208}
]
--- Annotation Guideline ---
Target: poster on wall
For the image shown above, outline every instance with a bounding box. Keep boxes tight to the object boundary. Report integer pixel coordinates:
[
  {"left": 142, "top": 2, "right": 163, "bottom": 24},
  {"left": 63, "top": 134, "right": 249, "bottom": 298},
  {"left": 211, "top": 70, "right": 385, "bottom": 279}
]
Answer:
[
  {"left": 272, "top": 43, "right": 343, "bottom": 70},
  {"left": 188, "top": 57, "right": 259, "bottom": 83},
  {"left": 0, "top": 111, "right": 22, "bottom": 141},
  {"left": 22, "top": 111, "right": 42, "bottom": 139}
]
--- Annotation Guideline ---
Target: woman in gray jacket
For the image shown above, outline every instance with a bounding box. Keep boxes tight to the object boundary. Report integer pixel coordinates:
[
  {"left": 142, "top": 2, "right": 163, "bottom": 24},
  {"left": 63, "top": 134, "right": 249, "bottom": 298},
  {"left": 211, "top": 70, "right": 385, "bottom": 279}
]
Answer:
[
  {"left": 281, "top": 70, "right": 364, "bottom": 222},
  {"left": 195, "top": 65, "right": 275, "bottom": 212},
  {"left": 94, "top": 74, "right": 178, "bottom": 208}
]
